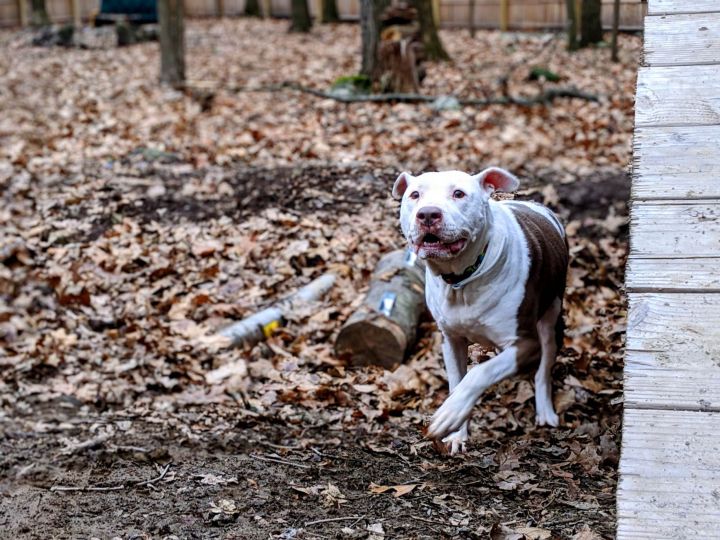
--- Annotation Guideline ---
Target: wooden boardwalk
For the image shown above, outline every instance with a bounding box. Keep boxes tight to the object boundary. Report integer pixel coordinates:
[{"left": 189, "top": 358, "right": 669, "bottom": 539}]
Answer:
[{"left": 619, "top": 1, "right": 720, "bottom": 538}]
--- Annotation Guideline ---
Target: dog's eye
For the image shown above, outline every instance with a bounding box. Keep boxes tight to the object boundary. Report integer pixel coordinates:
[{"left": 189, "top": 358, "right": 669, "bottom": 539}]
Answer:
[
  {"left": 409, "top": 191, "right": 420, "bottom": 200},
  {"left": 453, "top": 190, "right": 466, "bottom": 199}
]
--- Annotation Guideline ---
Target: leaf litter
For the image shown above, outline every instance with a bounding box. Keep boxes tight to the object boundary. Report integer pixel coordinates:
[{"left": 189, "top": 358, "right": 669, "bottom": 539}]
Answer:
[{"left": 0, "top": 17, "right": 636, "bottom": 539}]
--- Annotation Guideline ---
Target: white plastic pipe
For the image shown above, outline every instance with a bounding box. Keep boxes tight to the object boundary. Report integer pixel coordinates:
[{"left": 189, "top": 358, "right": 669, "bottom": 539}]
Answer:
[{"left": 219, "top": 273, "right": 336, "bottom": 347}]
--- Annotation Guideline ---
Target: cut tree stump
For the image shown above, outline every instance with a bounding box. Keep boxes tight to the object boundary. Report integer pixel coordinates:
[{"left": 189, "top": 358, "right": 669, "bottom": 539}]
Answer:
[{"left": 335, "top": 249, "right": 426, "bottom": 369}]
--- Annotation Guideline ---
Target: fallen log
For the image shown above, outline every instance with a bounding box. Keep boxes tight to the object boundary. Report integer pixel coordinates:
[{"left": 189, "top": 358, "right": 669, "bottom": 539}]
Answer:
[
  {"left": 219, "top": 273, "right": 336, "bottom": 347},
  {"left": 335, "top": 249, "right": 426, "bottom": 369},
  {"left": 228, "top": 81, "right": 599, "bottom": 106}
]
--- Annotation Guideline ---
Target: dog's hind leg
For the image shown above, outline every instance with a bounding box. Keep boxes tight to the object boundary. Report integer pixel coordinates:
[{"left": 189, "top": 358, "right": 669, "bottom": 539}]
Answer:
[{"left": 534, "top": 298, "right": 562, "bottom": 427}]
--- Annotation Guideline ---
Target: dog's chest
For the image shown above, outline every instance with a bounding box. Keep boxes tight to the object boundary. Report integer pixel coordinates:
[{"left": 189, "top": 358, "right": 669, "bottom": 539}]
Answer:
[{"left": 426, "top": 279, "right": 525, "bottom": 349}]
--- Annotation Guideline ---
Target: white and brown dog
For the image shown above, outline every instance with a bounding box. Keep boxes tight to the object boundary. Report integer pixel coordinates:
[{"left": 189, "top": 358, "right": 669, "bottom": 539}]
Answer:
[{"left": 393, "top": 167, "right": 568, "bottom": 454}]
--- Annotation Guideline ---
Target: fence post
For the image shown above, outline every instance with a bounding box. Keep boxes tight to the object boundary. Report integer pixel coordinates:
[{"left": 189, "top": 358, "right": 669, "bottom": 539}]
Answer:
[
  {"left": 216, "top": 0, "right": 224, "bottom": 16},
  {"left": 69, "top": 0, "right": 81, "bottom": 26},
  {"left": 500, "top": 0, "right": 509, "bottom": 31},
  {"left": 17, "top": 0, "right": 28, "bottom": 26},
  {"left": 261, "top": 0, "right": 271, "bottom": 17},
  {"left": 432, "top": 0, "right": 440, "bottom": 27}
]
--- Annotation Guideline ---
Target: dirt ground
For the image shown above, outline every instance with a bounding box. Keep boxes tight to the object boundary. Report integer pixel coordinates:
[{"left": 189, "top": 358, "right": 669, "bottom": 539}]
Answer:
[
  {"left": 0, "top": 18, "right": 635, "bottom": 540},
  {"left": 1, "top": 163, "right": 627, "bottom": 539}
]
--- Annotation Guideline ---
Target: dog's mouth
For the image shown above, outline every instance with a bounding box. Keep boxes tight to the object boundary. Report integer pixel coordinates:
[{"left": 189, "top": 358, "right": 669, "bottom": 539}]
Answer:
[{"left": 416, "top": 233, "right": 467, "bottom": 257}]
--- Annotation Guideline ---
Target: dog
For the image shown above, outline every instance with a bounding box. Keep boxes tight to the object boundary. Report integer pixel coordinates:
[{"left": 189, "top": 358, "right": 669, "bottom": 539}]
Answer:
[{"left": 392, "top": 167, "right": 568, "bottom": 454}]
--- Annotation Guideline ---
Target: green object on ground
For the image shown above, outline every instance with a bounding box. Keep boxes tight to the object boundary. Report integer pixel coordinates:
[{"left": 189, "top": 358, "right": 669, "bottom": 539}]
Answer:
[
  {"left": 529, "top": 66, "right": 561, "bottom": 82},
  {"left": 331, "top": 75, "right": 372, "bottom": 93}
]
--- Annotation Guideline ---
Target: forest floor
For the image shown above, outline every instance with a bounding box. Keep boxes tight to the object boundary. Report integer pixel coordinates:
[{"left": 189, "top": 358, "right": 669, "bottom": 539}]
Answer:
[{"left": 0, "top": 19, "right": 639, "bottom": 539}]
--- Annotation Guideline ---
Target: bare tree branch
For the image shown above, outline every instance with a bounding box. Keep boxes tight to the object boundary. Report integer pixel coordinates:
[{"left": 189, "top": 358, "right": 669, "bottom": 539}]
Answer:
[{"left": 231, "top": 81, "right": 599, "bottom": 106}]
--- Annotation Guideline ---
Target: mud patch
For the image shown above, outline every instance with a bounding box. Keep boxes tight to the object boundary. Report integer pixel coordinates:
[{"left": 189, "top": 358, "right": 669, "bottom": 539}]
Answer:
[
  {"left": 71, "top": 160, "right": 629, "bottom": 243},
  {"left": 73, "top": 163, "right": 388, "bottom": 241}
]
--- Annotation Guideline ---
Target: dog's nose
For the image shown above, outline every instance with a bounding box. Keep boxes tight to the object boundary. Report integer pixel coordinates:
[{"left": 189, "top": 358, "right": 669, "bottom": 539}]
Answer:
[{"left": 416, "top": 206, "right": 443, "bottom": 227}]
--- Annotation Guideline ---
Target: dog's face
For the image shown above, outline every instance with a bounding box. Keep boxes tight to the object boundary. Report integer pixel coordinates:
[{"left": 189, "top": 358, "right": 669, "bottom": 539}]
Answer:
[{"left": 393, "top": 168, "right": 519, "bottom": 260}]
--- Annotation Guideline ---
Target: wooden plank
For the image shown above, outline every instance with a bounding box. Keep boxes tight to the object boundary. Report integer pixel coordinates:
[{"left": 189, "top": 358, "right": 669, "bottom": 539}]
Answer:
[
  {"left": 617, "top": 409, "right": 720, "bottom": 539},
  {"left": 625, "top": 350, "right": 720, "bottom": 411},
  {"left": 630, "top": 201, "right": 720, "bottom": 257},
  {"left": 645, "top": 12, "right": 720, "bottom": 66},
  {"left": 629, "top": 201, "right": 720, "bottom": 257},
  {"left": 636, "top": 65, "right": 720, "bottom": 127},
  {"left": 626, "top": 292, "right": 720, "bottom": 354},
  {"left": 626, "top": 257, "right": 720, "bottom": 292},
  {"left": 633, "top": 126, "right": 720, "bottom": 200},
  {"left": 648, "top": 0, "right": 720, "bottom": 16}
]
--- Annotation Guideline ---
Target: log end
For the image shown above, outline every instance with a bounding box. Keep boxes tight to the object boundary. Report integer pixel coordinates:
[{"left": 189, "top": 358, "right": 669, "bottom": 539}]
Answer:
[{"left": 335, "top": 314, "right": 407, "bottom": 370}]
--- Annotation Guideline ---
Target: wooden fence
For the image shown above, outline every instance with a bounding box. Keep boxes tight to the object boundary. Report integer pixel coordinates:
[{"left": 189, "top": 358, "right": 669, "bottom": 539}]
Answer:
[{"left": 0, "top": 0, "right": 646, "bottom": 30}]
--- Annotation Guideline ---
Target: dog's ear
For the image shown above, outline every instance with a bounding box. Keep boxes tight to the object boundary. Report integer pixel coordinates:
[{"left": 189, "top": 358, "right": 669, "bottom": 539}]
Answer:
[
  {"left": 392, "top": 172, "right": 414, "bottom": 200},
  {"left": 474, "top": 167, "right": 519, "bottom": 194}
]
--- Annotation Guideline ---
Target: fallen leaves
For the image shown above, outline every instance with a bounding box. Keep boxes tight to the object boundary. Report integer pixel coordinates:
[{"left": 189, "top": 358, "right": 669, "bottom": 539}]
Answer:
[
  {"left": 0, "top": 16, "right": 634, "bottom": 540},
  {"left": 369, "top": 482, "right": 419, "bottom": 497}
]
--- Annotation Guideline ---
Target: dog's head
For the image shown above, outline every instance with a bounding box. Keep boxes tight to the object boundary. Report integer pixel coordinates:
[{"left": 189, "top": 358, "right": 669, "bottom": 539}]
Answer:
[{"left": 392, "top": 168, "right": 519, "bottom": 262}]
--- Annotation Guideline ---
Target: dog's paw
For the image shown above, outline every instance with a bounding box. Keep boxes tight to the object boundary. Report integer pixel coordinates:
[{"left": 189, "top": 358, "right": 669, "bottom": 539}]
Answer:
[
  {"left": 535, "top": 409, "right": 560, "bottom": 427},
  {"left": 441, "top": 425, "right": 469, "bottom": 456},
  {"left": 427, "top": 389, "right": 475, "bottom": 440}
]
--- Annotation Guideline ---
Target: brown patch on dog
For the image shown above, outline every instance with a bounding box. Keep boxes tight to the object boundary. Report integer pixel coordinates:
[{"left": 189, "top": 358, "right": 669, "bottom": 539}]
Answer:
[{"left": 508, "top": 203, "right": 569, "bottom": 371}]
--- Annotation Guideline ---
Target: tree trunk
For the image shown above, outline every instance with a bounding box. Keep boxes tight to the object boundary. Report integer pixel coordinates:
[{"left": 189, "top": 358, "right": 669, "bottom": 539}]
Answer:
[
  {"left": 335, "top": 250, "right": 426, "bottom": 369},
  {"left": 321, "top": 0, "right": 340, "bottom": 23},
  {"left": 412, "top": 0, "right": 448, "bottom": 61},
  {"left": 360, "top": 0, "right": 388, "bottom": 79},
  {"left": 158, "top": 0, "right": 185, "bottom": 88},
  {"left": 30, "top": 0, "right": 50, "bottom": 26},
  {"left": 245, "top": 0, "right": 262, "bottom": 17},
  {"left": 610, "top": 0, "right": 620, "bottom": 62},
  {"left": 565, "top": 0, "right": 578, "bottom": 51},
  {"left": 579, "top": 0, "right": 603, "bottom": 47},
  {"left": 289, "top": 0, "right": 312, "bottom": 32}
]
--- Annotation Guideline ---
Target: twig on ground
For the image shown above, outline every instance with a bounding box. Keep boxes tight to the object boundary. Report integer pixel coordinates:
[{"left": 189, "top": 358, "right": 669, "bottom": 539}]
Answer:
[
  {"left": 133, "top": 463, "right": 172, "bottom": 488},
  {"left": 110, "top": 445, "right": 149, "bottom": 453},
  {"left": 50, "top": 484, "right": 126, "bottom": 493},
  {"left": 305, "top": 516, "right": 363, "bottom": 526},
  {"left": 227, "top": 81, "right": 598, "bottom": 106},
  {"left": 59, "top": 432, "right": 113, "bottom": 456},
  {"left": 49, "top": 463, "right": 172, "bottom": 493},
  {"left": 249, "top": 453, "right": 313, "bottom": 469}
]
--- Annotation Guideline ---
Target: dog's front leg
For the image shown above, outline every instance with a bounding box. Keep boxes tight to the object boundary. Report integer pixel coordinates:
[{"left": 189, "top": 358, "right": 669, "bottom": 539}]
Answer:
[
  {"left": 428, "top": 342, "right": 527, "bottom": 440},
  {"left": 440, "top": 334, "right": 469, "bottom": 455}
]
